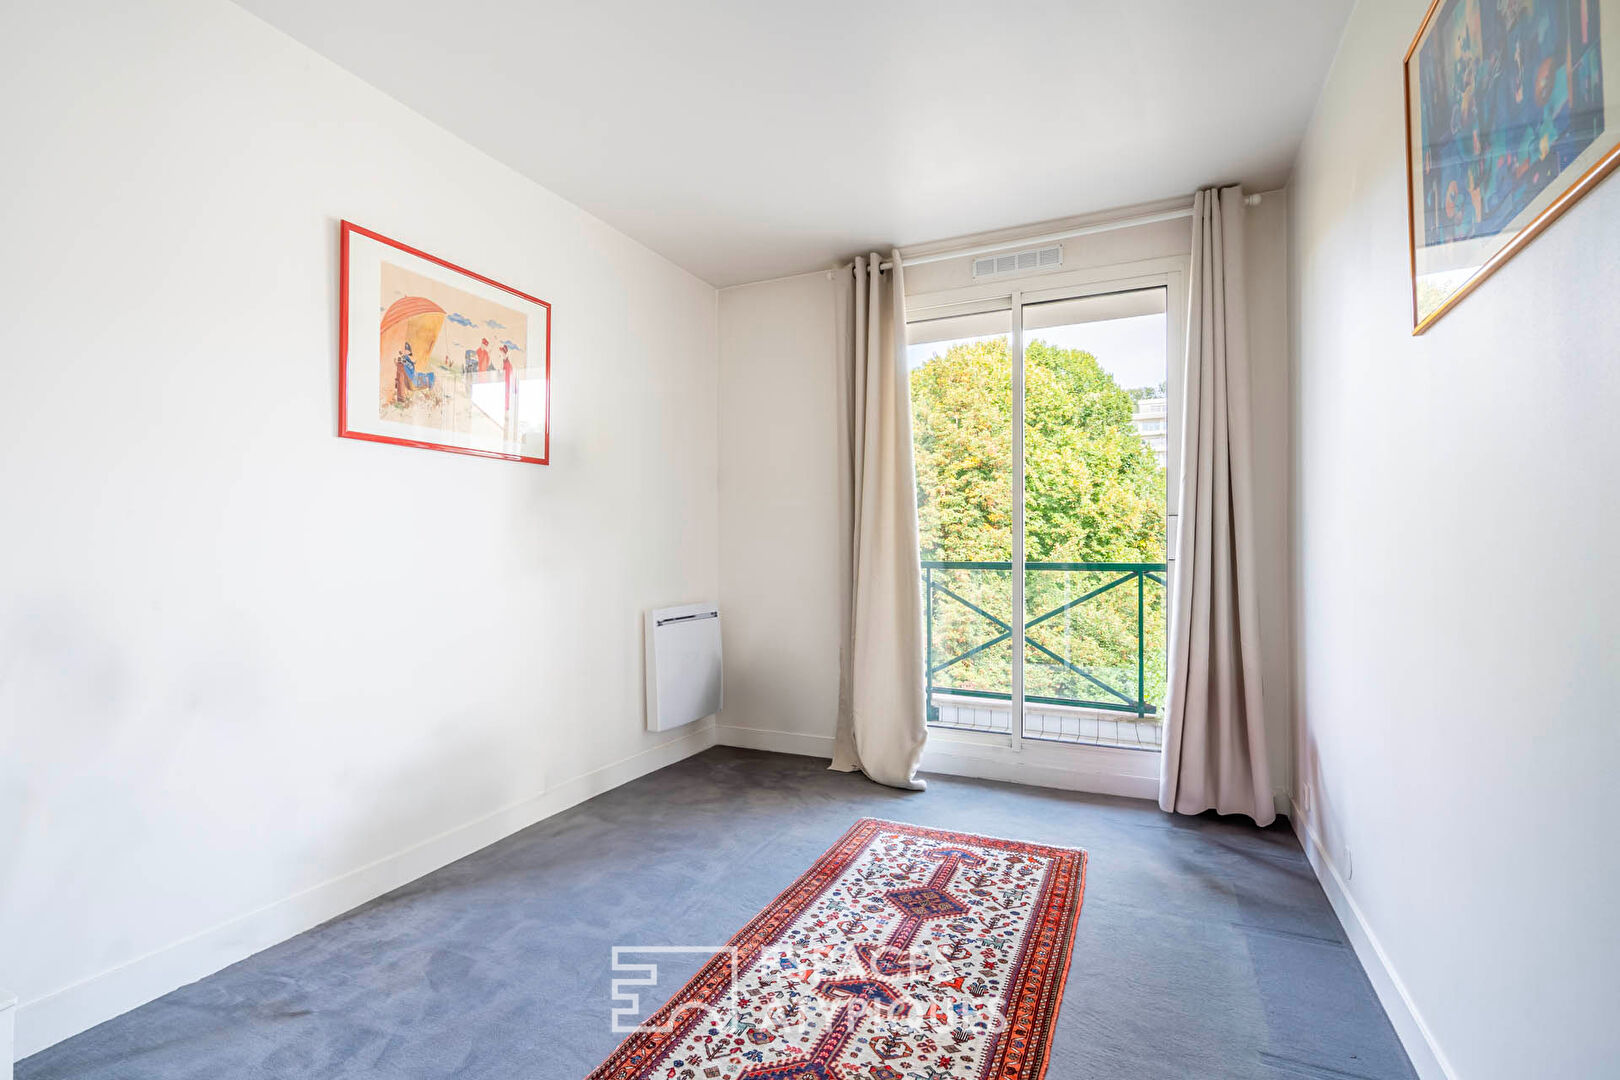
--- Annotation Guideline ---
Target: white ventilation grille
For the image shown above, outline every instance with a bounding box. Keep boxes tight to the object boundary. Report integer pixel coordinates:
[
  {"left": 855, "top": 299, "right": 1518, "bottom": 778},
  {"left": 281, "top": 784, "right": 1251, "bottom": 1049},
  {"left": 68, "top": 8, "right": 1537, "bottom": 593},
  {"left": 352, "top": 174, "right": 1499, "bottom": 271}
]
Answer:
[{"left": 972, "top": 244, "right": 1062, "bottom": 279}]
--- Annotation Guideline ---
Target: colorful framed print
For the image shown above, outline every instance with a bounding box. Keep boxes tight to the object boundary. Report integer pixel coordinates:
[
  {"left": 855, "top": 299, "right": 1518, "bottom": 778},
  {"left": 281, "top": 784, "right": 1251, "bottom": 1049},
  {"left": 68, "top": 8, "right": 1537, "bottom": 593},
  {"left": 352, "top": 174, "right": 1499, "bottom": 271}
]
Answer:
[
  {"left": 340, "top": 222, "right": 551, "bottom": 463},
  {"left": 1405, "top": 0, "right": 1620, "bottom": 333}
]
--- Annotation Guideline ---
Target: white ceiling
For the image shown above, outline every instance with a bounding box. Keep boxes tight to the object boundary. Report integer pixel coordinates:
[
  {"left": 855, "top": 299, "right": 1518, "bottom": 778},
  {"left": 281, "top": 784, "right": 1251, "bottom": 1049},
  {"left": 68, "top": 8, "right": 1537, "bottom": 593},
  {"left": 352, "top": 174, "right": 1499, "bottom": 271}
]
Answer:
[{"left": 235, "top": 0, "right": 1354, "bottom": 287}]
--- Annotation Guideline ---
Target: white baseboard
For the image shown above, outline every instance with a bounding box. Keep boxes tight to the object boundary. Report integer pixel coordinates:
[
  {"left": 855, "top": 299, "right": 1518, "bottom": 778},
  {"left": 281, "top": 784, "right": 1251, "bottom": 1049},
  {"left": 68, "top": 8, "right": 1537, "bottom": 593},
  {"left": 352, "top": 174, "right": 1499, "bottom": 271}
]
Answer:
[
  {"left": 13, "top": 723, "right": 718, "bottom": 1062},
  {"left": 1, "top": 990, "right": 15, "bottom": 1080},
  {"left": 713, "top": 723, "right": 1161, "bottom": 801},
  {"left": 713, "top": 723, "right": 836, "bottom": 759},
  {"left": 1288, "top": 799, "right": 1456, "bottom": 1080},
  {"left": 922, "top": 739, "right": 1159, "bottom": 800}
]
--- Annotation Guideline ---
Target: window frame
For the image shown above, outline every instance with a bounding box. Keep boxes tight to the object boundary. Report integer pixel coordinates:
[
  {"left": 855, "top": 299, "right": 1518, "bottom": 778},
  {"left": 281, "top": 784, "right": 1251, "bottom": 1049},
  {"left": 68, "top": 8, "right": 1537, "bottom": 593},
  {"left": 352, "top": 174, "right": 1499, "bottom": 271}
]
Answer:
[{"left": 905, "top": 254, "right": 1189, "bottom": 796}]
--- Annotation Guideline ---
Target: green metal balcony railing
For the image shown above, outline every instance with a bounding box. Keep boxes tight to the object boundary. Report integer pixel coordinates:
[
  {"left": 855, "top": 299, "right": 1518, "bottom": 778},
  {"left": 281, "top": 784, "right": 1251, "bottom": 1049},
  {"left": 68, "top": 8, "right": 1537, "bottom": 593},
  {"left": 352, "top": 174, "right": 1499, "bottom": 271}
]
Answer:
[{"left": 922, "top": 560, "right": 1168, "bottom": 722}]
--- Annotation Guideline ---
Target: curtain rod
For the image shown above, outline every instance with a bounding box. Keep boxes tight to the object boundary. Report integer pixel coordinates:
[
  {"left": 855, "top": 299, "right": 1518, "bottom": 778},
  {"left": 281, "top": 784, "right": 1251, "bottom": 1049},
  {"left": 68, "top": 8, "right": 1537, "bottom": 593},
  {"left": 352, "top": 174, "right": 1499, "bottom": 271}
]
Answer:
[{"left": 875, "top": 193, "right": 1263, "bottom": 271}]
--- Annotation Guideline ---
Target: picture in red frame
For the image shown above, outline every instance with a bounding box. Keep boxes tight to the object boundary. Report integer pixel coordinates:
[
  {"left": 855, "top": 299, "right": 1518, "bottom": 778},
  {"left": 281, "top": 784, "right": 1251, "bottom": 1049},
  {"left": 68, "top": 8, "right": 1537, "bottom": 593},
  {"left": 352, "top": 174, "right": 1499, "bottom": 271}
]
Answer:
[{"left": 340, "top": 221, "right": 551, "bottom": 463}]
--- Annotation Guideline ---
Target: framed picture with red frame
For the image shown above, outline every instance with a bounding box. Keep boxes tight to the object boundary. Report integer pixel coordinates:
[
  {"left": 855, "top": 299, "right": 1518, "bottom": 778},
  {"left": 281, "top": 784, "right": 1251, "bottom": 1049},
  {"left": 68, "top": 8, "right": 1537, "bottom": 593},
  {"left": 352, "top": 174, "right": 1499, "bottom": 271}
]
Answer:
[{"left": 340, "top": 221, "right": 551, "bottom": 463}]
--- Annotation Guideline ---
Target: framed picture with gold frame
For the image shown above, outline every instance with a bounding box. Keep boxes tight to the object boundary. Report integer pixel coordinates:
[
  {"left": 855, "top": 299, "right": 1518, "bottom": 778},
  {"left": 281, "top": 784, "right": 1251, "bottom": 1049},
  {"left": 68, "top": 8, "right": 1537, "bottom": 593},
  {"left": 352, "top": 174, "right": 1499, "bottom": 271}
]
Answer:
[{"left": 1405, "top": 0, "right": 1620, "bottom": 333}]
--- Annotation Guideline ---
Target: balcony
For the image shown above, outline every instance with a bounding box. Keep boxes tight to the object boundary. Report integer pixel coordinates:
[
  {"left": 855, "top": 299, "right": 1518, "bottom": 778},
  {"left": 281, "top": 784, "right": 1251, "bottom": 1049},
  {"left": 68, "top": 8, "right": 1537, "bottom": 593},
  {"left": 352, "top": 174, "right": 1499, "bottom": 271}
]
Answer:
[{"left": 924, "top": 560, "right": 1168, "bottom": 751}]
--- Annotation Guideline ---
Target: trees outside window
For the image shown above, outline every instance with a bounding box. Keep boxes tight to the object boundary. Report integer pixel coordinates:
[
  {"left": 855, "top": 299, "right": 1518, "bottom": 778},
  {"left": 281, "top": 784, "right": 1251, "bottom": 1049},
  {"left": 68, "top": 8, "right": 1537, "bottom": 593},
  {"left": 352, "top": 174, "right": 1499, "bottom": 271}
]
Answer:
[{"left": 911, "top": 337, "right": 1168, "bottom": 713}]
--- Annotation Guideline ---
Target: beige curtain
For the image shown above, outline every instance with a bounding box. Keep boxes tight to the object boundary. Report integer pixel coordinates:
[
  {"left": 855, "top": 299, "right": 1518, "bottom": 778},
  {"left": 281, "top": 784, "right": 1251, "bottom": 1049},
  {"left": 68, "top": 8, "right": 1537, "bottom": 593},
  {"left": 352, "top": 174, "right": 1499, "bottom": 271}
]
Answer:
[
  {"left": 831, "top": 252, "right": 928, "bottom": 791},
  {"left": 1160, "top": 186, "right": 1274, "bottom": 826}
]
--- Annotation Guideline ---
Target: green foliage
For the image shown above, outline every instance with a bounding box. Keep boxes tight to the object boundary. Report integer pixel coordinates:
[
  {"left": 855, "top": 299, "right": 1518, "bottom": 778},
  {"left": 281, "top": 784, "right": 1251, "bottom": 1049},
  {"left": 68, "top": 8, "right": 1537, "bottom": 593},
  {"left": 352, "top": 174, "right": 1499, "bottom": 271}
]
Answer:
[
  {"left": 911, "top": 338, "right": 1164, "bottom": 561},
  {"left": 910, "top": 338, "right": 1016, "bottom": 561},
  {"left": 910, "top": 337, "right": 1169, "bottom": 712}
]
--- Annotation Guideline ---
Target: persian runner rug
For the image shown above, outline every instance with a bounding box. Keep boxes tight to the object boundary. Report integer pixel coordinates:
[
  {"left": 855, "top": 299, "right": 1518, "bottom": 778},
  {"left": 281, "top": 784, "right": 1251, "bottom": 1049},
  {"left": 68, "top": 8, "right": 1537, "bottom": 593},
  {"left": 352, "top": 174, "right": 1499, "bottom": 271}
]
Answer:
[{"left": 587, "top": 818, "right": 1086, "bottom": 1080}]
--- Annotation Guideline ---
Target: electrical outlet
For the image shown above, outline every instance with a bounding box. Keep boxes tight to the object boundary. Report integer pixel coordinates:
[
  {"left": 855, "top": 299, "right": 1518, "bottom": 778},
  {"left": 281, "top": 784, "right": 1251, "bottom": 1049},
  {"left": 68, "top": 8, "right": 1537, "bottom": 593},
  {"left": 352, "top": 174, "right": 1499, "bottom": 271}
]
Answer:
[{"left": 1343, "top": 843, "right": 1353, "bottom": 881}]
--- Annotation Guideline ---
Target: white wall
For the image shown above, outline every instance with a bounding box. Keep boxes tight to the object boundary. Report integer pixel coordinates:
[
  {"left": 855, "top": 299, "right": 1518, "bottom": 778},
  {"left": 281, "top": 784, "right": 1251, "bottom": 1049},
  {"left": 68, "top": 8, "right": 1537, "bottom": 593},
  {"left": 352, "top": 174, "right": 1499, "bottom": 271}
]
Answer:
[
  {"left": 715, "top": 205, "right": 1295, "bottom": 802},
  {"left": 715, "top": 274, "right": 844, "bottom": 755},
  {"left": 1288, "top": 1, "right": 1620, "bottom": 1077},
  {"left": 0, "top": 0, "right": 719, "bottom": 1058},
  {"left": 0, "top": 991, "right": 13, "bottom": 1080}
]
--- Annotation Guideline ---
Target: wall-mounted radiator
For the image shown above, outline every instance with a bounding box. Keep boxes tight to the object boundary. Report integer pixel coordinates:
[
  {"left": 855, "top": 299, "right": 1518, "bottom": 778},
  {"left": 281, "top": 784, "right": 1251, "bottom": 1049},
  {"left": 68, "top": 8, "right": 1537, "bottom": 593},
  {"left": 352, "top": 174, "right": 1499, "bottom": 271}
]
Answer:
[{"left": 644, "top": 603, "right": 722, "bottom": 731}]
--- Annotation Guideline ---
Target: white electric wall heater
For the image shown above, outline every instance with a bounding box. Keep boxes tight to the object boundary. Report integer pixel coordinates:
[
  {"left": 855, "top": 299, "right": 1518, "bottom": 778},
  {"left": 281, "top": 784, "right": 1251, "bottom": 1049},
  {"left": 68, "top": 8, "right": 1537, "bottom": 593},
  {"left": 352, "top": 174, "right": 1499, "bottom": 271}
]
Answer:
[{"left": 645, "top": 603, "right": 722, "bottom": 731}]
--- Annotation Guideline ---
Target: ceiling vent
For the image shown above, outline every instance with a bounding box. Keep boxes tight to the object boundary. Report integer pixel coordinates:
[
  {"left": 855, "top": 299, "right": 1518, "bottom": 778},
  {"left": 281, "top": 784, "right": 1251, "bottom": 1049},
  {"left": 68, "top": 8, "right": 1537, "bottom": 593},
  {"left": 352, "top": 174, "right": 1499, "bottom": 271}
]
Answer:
[{"left": 972, "top": 244, "right": 1062, "bottom": 279}]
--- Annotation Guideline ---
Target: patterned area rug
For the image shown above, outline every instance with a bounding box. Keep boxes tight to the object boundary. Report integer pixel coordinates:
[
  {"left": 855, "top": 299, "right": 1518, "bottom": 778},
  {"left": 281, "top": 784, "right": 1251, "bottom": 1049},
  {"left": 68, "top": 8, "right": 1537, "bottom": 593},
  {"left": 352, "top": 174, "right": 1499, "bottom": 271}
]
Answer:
[{"left": 588, "top": 818, "right": 1087, "bottom": 1080}]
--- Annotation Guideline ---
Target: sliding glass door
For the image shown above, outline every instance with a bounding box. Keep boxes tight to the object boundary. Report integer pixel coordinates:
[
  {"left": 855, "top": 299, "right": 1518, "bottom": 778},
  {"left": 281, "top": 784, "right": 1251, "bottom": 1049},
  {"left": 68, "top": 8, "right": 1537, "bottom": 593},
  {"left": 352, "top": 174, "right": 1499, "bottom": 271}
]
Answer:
[
  {"left": 907, "top": 311, "right": 1015, "bottom": 735},
  {"left": 1019, "top": 289, "right": 1168, "bottom": 749},
  {"left": 909, "top": 284, "right": 1170, "bottom": 753}
]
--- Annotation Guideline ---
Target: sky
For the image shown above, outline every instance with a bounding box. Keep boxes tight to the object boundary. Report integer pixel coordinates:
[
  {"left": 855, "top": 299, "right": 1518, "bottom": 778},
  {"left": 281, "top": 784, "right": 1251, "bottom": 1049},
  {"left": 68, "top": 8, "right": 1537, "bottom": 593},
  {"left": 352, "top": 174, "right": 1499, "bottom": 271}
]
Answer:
[{"left": 906, "top": 312, "right": 1167, "bottom": 394}]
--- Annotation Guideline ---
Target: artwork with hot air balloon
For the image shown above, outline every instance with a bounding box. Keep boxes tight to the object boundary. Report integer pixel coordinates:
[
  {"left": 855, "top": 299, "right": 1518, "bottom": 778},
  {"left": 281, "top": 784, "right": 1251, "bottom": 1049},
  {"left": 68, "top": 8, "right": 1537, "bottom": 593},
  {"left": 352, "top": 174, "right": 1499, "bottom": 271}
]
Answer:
[{"left": 339, "top": 221, "right": 551, "bottom": 463}]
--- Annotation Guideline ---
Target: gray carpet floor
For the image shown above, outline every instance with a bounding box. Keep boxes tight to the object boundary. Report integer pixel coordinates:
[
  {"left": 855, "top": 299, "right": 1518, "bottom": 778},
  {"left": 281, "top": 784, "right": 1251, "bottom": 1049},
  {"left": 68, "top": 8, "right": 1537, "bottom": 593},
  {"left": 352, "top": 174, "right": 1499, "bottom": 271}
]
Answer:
[{"left": 18, "top": 747, "right": 1416, "bottom": 1079}]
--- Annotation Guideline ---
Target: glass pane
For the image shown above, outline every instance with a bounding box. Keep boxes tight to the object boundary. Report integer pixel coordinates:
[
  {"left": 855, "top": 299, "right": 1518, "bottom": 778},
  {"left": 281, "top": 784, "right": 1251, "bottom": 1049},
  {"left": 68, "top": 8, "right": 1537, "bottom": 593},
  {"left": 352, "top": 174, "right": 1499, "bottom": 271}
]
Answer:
[
  {"left": 907, "top": 313, "right": 1013, "bottom": 736},
  {"left": 1020, "top": 289, "right": 1169, "bottom": 749}
]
